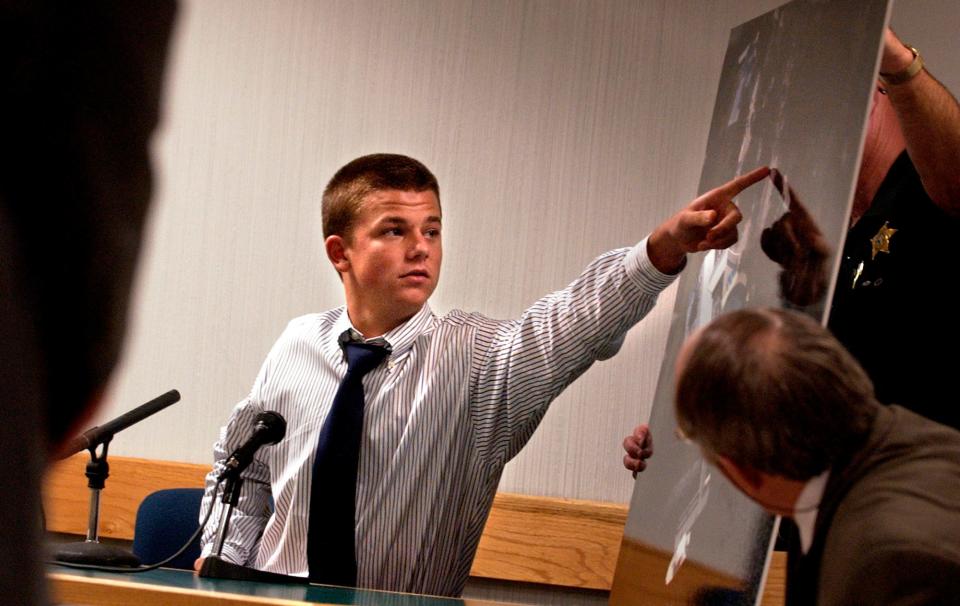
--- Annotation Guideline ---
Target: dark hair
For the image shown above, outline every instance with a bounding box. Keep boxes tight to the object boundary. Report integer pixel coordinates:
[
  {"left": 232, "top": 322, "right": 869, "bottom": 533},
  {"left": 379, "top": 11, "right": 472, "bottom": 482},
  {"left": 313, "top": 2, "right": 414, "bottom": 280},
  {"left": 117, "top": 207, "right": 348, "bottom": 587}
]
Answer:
[
  {"left": 322, "top": 153, "right": 440, "bottom": 240},
  {"left": 675, "top": 308, "right": 877, "bottom": 480}
]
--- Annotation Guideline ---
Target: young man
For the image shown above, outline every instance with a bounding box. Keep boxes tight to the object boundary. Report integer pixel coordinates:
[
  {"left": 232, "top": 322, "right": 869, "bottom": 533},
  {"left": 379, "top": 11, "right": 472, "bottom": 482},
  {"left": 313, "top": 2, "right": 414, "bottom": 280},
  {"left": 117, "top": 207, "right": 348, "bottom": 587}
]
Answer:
[
  {"left": 670, "top": 308, "right": 960, "bottom": 605},
  {"left": 198, "top": 153, "right": 767, "bottom": 596}
]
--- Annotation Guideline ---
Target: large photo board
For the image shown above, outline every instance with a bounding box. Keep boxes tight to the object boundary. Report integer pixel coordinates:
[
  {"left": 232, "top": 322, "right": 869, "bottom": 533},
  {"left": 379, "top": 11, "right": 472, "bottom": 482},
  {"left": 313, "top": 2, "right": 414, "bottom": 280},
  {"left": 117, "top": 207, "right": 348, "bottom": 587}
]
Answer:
[{"left": 611, "top": 0, "right": 892, "bottom": 603}]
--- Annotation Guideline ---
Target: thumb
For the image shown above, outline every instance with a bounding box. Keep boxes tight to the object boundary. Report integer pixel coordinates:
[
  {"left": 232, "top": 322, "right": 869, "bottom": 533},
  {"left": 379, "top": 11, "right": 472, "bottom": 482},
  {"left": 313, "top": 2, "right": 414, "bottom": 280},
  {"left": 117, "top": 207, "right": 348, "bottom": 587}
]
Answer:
[{"left": 681, "top": 209, "right": 717, "bottom": 230}]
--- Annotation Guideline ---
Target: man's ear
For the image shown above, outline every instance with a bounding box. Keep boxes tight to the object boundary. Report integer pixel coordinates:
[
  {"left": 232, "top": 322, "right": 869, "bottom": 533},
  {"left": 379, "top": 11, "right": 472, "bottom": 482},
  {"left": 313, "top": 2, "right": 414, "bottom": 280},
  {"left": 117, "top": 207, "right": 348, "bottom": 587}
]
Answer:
[
  {"left": 325, "top": 235, "right": 350, "bottom": 273},
  {"left": 714, "top": 455, "right": 765, "bottom": 492}
]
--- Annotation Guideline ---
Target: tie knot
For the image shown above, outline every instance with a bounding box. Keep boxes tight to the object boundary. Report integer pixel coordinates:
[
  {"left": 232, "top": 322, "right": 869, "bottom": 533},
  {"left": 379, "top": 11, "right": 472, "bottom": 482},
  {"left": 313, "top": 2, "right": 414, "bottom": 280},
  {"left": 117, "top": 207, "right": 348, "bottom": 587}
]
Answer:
[{"left": 343, "top": 342, "right": 389, "bottom": 378}]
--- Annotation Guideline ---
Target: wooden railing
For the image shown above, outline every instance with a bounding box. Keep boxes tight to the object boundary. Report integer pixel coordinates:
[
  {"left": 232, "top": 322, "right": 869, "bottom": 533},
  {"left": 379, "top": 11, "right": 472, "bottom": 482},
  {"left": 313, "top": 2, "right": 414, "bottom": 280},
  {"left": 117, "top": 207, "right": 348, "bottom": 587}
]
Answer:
[{"left": 44, "top": 454, "right": 784, "bottom": 603}]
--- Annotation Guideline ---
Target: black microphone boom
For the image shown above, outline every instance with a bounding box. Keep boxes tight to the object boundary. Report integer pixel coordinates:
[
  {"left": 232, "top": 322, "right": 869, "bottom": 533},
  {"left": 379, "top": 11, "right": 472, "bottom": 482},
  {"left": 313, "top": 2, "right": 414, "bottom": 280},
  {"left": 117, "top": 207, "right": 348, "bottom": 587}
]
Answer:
[
  {"left": 218, "top": 412, "right": 286, "bottom": 480},
  {"left": 58, "top": 390, "right": 181, "bottom": 459}
]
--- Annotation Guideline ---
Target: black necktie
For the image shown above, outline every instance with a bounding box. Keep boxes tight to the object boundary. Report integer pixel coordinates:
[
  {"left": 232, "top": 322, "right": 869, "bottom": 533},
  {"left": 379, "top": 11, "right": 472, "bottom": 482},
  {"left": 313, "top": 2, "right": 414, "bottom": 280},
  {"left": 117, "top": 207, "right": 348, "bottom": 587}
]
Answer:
[{"left": 307, "top": 341, "right": 389, "bottom": 586}]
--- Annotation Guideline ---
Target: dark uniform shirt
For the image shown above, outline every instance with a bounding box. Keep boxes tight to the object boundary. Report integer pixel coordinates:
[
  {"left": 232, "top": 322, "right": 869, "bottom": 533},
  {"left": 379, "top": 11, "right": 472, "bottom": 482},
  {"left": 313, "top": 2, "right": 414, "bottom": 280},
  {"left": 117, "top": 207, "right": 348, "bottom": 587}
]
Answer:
[{"left": 830, "top": 151, "right": 960, "bottom": 430}]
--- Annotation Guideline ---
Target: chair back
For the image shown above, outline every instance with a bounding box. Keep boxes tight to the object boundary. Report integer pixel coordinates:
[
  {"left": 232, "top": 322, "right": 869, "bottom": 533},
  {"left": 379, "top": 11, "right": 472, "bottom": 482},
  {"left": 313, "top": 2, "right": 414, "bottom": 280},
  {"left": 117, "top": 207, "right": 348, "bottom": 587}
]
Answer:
[{"left": 132, "top": 487, "right": 204, "bottom": 570}]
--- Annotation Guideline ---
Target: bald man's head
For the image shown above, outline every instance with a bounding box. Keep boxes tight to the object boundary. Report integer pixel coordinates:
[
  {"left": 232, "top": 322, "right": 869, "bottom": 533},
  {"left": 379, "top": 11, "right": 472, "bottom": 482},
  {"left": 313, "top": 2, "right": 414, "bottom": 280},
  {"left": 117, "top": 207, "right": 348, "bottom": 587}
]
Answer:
[{"left": 675, "top": 308, "right": 877, "bottom": 481}]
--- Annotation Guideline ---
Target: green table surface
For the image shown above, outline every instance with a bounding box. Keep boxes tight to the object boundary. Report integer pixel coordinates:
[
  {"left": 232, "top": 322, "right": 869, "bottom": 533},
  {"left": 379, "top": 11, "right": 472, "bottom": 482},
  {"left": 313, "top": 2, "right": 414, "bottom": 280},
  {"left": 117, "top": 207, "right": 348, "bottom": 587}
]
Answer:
[{"left": 49, "top": 565, "right": 496, "bottom": 605}]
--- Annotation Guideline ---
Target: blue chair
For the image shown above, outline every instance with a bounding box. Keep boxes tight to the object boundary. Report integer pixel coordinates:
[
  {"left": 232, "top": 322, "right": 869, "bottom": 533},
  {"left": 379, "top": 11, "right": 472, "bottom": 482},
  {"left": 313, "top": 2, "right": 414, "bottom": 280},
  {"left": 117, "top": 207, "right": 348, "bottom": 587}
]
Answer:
[{"left": 132, "top": 488, "right": 204, "bottom": 570}]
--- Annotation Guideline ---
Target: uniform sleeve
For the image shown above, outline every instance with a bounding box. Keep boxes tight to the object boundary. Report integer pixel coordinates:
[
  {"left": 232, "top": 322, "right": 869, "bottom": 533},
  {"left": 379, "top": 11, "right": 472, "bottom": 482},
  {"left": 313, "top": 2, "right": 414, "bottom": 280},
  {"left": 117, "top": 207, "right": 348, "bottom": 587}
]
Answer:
[{"left": 468, "top": 236, "right": 677, "bottom": 468}]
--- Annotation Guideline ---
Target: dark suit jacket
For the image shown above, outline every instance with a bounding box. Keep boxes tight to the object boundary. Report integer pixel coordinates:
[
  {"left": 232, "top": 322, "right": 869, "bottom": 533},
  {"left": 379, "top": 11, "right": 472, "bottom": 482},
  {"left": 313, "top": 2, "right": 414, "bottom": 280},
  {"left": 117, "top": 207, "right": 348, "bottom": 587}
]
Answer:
[
  {"left": 787, "top": 405, "right": 960, "bottom": 605},
  {"left": 1, "top": 3, "right": 174, "bottom": 604}
]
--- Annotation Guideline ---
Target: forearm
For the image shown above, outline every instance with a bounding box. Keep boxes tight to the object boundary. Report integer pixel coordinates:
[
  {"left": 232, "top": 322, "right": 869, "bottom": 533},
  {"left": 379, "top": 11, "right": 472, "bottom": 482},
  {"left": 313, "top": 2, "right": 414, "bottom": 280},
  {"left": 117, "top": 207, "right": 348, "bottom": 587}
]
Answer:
[
  {"left": 198, "top": 469, "right": 269, "bottom": 564},
  {"left": 882, "top": 38, "right": 960, "bottom": 213},
  {"left": 198, "top": 400, "right": 272, "bottom": 564},
  {"left": 647, "top": 226, "right": 688, "bottom": 275},
  {"left": 468, "top": 238, "right": 676, "bottom": 464}
]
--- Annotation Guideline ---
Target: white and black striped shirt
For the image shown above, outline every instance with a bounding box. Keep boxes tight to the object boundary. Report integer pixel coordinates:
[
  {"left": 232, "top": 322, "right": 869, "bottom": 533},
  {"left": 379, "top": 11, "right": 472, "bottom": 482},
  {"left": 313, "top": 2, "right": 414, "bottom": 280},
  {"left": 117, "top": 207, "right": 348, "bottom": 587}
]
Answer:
[{"left": 199, "top": 238, "right": 675, "bottom": 596}]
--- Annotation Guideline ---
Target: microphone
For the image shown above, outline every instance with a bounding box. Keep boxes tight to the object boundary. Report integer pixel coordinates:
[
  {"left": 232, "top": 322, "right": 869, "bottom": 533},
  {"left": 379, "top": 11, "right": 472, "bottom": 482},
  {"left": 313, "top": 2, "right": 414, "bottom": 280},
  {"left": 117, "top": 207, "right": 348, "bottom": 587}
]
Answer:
[
  {"left": 218, "top": 411, "right": 286, "bottom": 480},
  {"left": 58, "top": 390, "right": 181, "bottom": 459}
]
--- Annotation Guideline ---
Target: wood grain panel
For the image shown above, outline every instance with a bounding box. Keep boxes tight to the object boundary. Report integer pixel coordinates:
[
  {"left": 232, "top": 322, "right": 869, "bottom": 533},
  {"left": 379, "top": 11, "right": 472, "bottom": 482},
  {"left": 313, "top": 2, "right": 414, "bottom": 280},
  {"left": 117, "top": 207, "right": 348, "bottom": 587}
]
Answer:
[
  {"left": 472, "top": 493, "right": 627, "bottom": 590},
  {"left": 44, "top": 455, "right": 784, "bottom": 602},
  {"left": 610, "top": 539, "right": 785, "bottom": 606},
  {"left": 610, "top": 537, "right": 741, "bottom": 605},
  {"left": 762, "top": 552, "right": 787, "bottom": 606},
  {"left": 45, "top": 455, "right": 207, "bottom": 540},
  {"left": 43, "top": 456, "right": 623, "bottom": 590}
]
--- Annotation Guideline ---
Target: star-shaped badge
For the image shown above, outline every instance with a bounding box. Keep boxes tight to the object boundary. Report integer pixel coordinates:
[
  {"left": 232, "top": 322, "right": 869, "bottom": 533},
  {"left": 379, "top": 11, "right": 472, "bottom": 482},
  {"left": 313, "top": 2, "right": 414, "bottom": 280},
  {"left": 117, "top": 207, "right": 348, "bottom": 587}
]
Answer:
[{"left": 870, "top": 221, "right": 897, "bottom": 260}]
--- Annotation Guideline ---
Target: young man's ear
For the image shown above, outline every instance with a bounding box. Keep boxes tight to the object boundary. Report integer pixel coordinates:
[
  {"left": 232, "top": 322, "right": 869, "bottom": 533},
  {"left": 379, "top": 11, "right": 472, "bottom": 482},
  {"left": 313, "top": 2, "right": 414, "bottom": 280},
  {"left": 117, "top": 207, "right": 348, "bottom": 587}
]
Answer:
[{"left": 325, "top": 235, "right": 350, "bottom": 273}]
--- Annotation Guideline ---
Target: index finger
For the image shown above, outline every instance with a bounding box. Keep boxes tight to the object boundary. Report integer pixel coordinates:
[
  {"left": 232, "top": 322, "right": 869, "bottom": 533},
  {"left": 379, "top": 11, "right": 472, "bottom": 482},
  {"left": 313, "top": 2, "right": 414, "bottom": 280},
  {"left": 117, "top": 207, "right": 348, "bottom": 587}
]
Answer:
[{"left": 717, "top": 165, "right": 770, "bottom": 197}]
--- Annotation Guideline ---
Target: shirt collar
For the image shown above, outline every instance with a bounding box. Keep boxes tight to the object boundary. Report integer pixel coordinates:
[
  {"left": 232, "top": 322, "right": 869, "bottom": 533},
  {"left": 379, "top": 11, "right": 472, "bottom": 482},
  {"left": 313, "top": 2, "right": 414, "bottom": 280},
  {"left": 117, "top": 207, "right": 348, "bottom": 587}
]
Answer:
[
  {"left": 793, "top": 469, "right": 830, "bottom": 554},
  {"left": 330, "top": 304, "right": 434, "bottom": 361}
]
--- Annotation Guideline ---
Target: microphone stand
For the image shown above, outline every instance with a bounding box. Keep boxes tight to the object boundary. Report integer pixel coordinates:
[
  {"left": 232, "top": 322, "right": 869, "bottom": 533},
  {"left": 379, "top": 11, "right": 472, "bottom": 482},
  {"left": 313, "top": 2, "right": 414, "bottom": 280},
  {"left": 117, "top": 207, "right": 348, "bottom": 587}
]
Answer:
[
  {"left": 53, "top": 439, "right": 141, "bottom": 566},
  {"left": 212, "top": 472, "right": 243, "bottom": 558},
  {"left": 53, "top": 390, "right": 181, "bottom": 567},
  {"left": 199, "top": 411, "right": 303, "bottom": 584},
  {"left": 200, "top": 470, "right": 305, "bottom": 585},
  {"left": 200, "top": 463, "right": 305, "bottom": 584}
]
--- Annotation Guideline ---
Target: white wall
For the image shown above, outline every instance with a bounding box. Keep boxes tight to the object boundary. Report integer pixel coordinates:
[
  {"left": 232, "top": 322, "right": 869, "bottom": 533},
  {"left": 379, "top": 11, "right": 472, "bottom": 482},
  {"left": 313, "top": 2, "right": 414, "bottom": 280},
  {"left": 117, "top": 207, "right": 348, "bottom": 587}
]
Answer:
[
  {"left": 890, "top": 0, "right": 960, "bottom": 92},
  {"left": 97, "top": 0, "right": 958, "bottom": 513},
  {"left": 84, "top": 1, "right": 959, "bottom": 604}
]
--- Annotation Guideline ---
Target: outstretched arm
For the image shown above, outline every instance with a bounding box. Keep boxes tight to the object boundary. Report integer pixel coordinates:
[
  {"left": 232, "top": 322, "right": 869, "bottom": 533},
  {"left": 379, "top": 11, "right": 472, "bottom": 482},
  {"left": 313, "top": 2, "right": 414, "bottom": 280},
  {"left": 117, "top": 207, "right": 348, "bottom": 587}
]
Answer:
[
  {"left": 468, "top": 167, "right": 769, "bottom": 468},
  {"left": 881, "top": 29, "right": 960, "bottom": 214}
]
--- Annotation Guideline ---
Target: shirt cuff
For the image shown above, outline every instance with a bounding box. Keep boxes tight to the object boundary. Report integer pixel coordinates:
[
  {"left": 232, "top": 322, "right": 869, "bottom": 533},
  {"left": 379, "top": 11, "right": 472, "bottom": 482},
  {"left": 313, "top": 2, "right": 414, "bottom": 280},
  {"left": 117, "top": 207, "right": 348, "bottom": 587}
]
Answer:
[
  {"left": 200, "top": 542, "right": 245, "bottom": 566},
  {"left": 624, "top": 236, "right": 683, "bottom": 295}
]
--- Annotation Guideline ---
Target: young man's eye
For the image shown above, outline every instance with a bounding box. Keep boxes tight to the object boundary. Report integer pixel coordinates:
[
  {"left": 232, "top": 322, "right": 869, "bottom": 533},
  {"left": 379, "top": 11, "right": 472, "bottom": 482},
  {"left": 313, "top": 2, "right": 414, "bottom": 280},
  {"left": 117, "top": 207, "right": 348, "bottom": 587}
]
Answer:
[
  {"left": 425, "top": 228, "right": 441, "bottom": 238},
  {"left": 383, "top": 227, "right": 403, "bottom": 236}
]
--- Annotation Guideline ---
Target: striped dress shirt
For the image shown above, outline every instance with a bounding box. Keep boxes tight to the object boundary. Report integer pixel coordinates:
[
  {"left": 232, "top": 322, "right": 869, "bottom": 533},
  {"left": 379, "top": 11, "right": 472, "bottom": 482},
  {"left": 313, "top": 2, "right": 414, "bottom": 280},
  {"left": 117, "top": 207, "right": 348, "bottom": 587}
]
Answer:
[{"left": 198, "top": 238, "right": 675, "bottom": 596}]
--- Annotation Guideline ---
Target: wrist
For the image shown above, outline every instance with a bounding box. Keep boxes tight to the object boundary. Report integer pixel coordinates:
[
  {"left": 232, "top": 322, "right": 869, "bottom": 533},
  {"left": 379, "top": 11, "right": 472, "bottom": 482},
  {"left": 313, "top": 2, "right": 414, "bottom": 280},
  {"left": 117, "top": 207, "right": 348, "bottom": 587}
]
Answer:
[
  {"left": 879, "top": 44, "right": 923, "bottom": 87},
  {"left": 647, "top": 227, "right": 687, "bottom": 275}
]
